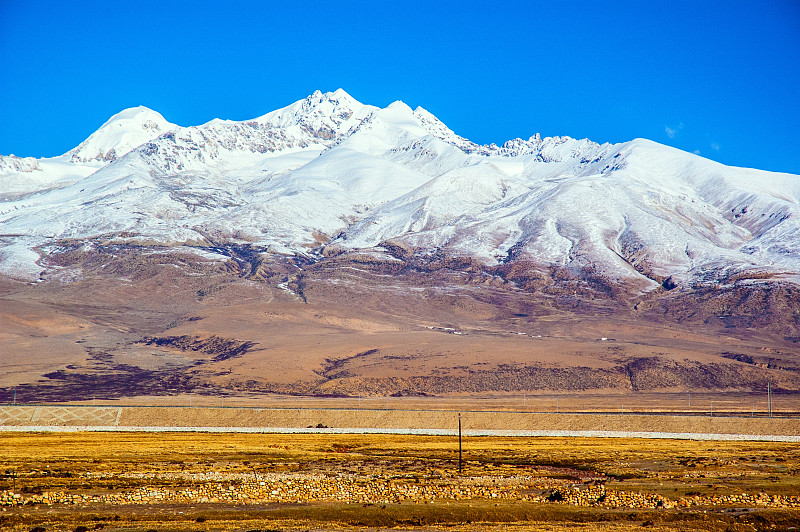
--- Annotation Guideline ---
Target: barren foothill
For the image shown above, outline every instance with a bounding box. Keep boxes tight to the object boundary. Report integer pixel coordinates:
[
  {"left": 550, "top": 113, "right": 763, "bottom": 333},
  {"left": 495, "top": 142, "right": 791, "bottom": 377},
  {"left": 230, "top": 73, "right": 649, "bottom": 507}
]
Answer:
[{"left": 2, "top": 249, "right": 800, "bottom": 408}]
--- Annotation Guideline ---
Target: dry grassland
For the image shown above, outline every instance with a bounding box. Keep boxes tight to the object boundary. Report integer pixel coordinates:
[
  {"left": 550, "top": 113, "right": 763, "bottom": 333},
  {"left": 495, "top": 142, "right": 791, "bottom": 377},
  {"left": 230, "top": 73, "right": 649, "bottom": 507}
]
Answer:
[
  {"left": 3, "top": 405, "right": 799, "bottom": 439},
  {"left": 1, "top": 432, "right": 799, "bottom": 531},
  {"left": 118, "top": 408, "right": 800, "bottom": 436}
]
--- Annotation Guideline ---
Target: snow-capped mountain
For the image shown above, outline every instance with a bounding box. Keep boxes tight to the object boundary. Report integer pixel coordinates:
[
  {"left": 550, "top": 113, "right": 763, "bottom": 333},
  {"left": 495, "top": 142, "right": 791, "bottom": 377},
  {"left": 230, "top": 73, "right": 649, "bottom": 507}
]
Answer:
[
  {"left": 0, "top": 107, "right": 175, "bottom": 196},
  {"left": 68, "top": 106, "right": 177, "bottom": 164},
  {"left": 1, "top": 89, "right": 799, "bottom": 289}
]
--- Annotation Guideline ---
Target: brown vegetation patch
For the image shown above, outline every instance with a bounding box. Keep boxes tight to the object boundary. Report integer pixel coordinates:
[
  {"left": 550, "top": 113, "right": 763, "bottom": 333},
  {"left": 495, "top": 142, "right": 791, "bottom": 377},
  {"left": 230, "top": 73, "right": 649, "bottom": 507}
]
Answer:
[
  {"left": 647, "top": 281, "right": 800, "bottom": 335},
  {"left": 138, "top": 335, "right": 257, "bottom": 362}
]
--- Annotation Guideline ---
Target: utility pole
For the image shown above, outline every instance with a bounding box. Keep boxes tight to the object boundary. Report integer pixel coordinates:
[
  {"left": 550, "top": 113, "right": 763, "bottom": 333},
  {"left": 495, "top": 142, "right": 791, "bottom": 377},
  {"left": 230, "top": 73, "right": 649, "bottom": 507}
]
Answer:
[
  {"left": 768, "top": 382, "right": 772, "bottom": 418},
  {"left": 458, "top": 413, "right": 463, "bottom": 474},
  {"left": 13, "top": 389, "right": 16, "bottom": 405},
  {"left": 710, "top": 401, "right": 713, "bottom": 417}
]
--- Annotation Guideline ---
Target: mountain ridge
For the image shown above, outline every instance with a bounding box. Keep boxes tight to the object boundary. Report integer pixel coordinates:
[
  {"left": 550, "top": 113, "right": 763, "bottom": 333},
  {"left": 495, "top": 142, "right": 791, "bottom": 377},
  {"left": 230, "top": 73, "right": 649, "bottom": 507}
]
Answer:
[{"left": 1, "top": 90, "right": 798, "bottom": 294}]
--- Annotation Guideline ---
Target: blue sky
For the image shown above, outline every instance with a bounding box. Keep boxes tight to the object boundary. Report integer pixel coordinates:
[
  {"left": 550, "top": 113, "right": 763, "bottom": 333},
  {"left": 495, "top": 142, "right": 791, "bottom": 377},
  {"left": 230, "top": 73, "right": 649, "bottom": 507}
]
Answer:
[{"left": 1, "top": 0, "right": 799, "bottom": 173}]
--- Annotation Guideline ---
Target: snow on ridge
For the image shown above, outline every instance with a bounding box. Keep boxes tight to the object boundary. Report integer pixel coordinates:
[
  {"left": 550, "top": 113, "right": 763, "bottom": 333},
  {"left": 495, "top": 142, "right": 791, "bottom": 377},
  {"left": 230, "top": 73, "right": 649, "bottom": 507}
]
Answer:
[
  {"left": 0, "top": 154, "right": 40, "bottom": 174},
  {"left": 413, "top": 105, "right": 611, "bottom": 163},
  {"left": 68, "top": 106, "right": 177, "bottom": 164},
  {"left": 1, "top": 90, "right": 799, "bottom": 286},
  {"left": 256, "top": 89, "right": 376, "bottom": 141}
]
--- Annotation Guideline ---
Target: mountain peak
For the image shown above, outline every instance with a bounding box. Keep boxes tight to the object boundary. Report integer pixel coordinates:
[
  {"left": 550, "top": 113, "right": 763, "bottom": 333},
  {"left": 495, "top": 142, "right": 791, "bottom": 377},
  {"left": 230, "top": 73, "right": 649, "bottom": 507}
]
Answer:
[
  {"left": 325, "top": 88, "right": 358, "bottom": 103},
  {"left": 108, "top": 105, "right": 162, "bottom": 119},
  {"left": 386, "top": 100, "right": 412, "bottom": 111},
  {"left": 68, "top": 106, "right": 176, "bottom": 164},
  {"left": 254, "top": 89, "right": 374, "bottom": 141},
  {"left": 412, "top": 105, "right": 485, "bottom": 154}
]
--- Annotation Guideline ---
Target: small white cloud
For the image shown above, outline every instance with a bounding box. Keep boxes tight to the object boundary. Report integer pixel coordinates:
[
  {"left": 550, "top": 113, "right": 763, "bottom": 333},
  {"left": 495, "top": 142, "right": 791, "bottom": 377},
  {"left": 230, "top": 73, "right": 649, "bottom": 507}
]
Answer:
[
  {"left": 693, "top": 149, "right": 701, "bottom": 155},
  {"left": 710, "top": 142, "right": 720, "bottom": 152},
  {"left": 665, "top": 122, "right": 683, "bottom": 139}
]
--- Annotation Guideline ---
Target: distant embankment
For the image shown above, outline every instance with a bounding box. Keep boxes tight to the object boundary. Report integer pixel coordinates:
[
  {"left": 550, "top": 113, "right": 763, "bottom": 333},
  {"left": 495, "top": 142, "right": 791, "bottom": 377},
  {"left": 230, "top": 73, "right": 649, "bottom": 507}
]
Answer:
[{"left": 0, "top": 405, "right": 798, "bottom": 441}]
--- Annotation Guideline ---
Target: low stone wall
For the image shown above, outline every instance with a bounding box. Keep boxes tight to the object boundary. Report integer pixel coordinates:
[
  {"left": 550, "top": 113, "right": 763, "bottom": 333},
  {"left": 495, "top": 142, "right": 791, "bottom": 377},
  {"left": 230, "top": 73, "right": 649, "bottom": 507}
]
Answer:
[{"left": 2, "top": 471, "right": 799, "bottom": 510}]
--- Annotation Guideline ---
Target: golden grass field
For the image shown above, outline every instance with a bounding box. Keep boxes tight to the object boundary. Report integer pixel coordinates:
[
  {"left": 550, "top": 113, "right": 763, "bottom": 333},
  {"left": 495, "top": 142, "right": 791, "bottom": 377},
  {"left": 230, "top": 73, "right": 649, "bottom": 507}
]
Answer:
[{"left": 1, "top": 432, "right": 799, "bottom": 531}]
